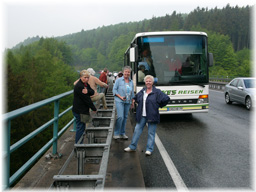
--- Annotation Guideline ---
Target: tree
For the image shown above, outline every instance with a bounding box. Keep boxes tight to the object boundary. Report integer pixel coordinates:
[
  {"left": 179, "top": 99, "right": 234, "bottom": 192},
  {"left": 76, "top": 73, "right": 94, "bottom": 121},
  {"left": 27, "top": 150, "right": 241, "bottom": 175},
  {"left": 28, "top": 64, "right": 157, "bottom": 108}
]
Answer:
[
  {"left": 5, "top": 38, "right": 78, "bottom": 177},
  {"left": 235, "top": 48, "right": 251, "bottom": 76}
]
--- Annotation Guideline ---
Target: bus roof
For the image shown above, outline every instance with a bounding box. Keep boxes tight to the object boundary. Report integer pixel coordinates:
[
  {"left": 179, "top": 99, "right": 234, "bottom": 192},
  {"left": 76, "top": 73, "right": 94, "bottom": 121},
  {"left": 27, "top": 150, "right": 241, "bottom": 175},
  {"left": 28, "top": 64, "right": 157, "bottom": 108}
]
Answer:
[{"left": 132, "top": 31, "right": 207, "bottom": 42}]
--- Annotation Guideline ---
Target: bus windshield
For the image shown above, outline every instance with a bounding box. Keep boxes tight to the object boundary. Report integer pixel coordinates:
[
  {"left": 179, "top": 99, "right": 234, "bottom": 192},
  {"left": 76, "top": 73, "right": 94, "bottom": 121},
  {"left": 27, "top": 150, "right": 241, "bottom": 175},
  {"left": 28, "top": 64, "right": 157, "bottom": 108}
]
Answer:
[{"left": 136, "top": 35, "right": 208, "bottom": 85}]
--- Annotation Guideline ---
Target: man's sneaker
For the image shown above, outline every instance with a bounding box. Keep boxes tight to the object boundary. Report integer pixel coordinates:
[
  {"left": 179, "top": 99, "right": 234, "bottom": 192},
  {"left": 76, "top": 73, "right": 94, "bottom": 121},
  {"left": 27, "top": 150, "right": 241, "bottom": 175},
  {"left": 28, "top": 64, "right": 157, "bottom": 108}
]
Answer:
[
  {"left": 124, "top": 147, "right": 136, "bottom": 152},
  {"left": 145, "top": 151, "right": 152, "bottom": 156},
  {"left": 113, "top": 135, "right": 120, "bottom": 140},
  {"left": 120, "top": 134, "right": 128, "bottom": 140}
]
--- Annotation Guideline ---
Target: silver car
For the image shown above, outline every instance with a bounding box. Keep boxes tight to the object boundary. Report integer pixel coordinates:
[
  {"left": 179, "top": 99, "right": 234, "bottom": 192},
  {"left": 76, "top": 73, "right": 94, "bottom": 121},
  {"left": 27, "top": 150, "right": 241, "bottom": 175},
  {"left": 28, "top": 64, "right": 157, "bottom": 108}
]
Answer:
[{"left": 224, "top": 77, "right": 256, "bottom": 110}]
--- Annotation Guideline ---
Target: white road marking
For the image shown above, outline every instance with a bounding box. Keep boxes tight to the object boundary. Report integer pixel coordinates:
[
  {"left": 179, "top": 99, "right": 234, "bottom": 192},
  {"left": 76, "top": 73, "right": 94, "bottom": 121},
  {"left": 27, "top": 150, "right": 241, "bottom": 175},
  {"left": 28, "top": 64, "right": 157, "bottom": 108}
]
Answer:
[{"left": 155, "top": 133, "right": 188, "bottom": 191}]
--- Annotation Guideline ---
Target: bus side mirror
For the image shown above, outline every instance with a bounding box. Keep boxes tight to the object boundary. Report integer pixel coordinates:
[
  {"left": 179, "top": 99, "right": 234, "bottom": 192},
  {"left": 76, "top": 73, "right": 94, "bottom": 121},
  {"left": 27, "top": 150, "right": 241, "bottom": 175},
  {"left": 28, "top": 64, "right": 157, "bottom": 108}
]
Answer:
[
  {"left": 208, "top": 53, "right": 213, "bottom": 67},
  {"left": 130, "top": 47, "right": 136, "bottom": 62}
]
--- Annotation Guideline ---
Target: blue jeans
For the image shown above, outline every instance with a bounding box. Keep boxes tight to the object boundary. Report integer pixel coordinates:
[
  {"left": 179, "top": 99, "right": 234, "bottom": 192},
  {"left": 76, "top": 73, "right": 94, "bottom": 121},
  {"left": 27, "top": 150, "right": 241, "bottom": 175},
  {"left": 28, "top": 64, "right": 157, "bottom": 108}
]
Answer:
[
  {"left": 114, "top": 101, "right": 131, "bottom": 136},
  {"left": 129, "top": 117, "right": 157, "bottom": 152},
  {"left": 73, "top": 112, "right": 85, "bottom": 144}
]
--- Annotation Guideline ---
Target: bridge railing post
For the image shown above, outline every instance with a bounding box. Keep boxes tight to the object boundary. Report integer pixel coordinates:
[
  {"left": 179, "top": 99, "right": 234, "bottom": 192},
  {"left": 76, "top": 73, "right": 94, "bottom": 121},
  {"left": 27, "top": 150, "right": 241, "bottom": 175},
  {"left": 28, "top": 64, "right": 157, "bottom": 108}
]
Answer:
[
  {"left": 70, "top": 116, "right": 76, "bottom": 132},
  {"left": 53, "top": 100, "right": 60, "bottom": 155},
  {"left": 3, "top": 120, "right": 11, "bottom": 189}
]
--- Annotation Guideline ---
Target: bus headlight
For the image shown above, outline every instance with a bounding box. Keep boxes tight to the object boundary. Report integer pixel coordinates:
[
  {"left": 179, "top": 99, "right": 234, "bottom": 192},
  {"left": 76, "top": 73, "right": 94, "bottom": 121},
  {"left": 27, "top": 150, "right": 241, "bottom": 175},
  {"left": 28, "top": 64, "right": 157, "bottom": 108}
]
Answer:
[{"left": 198, "top": 95, "right": 208, "bottom": 103}]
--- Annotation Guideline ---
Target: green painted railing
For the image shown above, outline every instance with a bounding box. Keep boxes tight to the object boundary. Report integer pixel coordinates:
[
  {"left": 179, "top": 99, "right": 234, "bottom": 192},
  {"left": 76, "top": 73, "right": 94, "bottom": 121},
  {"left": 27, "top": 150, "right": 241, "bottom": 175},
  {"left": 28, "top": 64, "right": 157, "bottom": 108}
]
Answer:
[{"left": 2, "top": 90, "right": 75, "bottom": 189}]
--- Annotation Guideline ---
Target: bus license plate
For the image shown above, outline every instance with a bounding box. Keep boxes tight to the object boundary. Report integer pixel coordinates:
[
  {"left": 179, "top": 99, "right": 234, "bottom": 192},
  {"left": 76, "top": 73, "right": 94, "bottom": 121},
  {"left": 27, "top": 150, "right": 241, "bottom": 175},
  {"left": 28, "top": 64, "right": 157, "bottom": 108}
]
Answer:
[{"left": 169, "top": 107, "right": 183, "bottom": 111}]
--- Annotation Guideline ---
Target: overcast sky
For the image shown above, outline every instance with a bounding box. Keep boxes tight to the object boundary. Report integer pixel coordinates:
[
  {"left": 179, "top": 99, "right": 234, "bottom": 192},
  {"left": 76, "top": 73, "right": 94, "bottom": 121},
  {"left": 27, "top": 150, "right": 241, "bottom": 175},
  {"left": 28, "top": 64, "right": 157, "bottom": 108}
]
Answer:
[{"left": 1, "top": 0, "right": 255, "bottom": 49}]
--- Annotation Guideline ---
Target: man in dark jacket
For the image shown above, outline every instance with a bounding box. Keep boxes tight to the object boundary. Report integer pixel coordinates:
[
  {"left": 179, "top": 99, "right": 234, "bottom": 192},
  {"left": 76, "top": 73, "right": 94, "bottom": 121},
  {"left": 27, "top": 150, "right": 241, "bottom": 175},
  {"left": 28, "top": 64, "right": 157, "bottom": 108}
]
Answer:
[{"left": 72, "top": 70, "right": 97, "bottom": 143}]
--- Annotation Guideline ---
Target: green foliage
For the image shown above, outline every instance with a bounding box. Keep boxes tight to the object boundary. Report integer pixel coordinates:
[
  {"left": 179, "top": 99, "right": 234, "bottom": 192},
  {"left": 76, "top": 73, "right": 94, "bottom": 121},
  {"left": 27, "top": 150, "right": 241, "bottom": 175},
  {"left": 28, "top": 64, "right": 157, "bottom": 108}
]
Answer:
[
  {"left": 107, "top": 33, "right": 136, "bottom": 71},
  {"left": 190, "top": 24, "right": 251, "bottom": 77},
  {"left": 5, "top": 38, "right": 77, "bottom": 177},
  {"left": 183, "top": 5, "right": 251, "bottom": 51},
  {"left": 235, "top": 48, "right": 251, "bottom": 76}
]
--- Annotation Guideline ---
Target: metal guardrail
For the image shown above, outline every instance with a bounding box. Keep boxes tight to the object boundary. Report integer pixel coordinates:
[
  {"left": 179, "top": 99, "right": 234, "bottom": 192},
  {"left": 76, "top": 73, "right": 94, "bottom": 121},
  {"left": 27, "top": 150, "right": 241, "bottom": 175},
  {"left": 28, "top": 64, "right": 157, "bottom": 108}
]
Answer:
[
  {"left": 52, "top": 90, "right": 116, "bottom": 190},
  {"left": 209, "top": 81, "right": 228, "bottom": 91},
  {"left": 209, "top": 76, "right": 233, "bottom": 82},
  {"left": 2, "top": 90, "right": 74, "bottom": 189}
]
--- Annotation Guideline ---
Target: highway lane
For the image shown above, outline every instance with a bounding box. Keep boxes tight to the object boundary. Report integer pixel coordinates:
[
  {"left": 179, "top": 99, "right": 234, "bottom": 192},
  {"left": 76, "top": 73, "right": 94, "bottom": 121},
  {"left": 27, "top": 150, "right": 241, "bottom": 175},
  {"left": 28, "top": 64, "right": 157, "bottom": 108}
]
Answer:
[{"left": 133, "top": 89, "right": 252, "bottom": 189}]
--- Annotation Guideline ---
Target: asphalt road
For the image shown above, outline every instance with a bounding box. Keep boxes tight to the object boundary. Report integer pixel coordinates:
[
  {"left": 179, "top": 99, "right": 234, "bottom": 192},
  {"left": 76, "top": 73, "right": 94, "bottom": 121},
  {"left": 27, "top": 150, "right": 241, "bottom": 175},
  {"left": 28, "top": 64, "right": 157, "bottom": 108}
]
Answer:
[{"left": 132, "top": 89, "right": 252, "bottom": 190}]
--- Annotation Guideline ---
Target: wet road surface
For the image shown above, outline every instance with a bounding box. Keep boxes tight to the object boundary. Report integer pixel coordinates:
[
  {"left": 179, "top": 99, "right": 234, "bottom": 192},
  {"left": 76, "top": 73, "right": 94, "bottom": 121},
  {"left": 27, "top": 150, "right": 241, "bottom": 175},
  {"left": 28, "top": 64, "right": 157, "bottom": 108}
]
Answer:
[{"left": 131, "top": 90, "right": 252, "bottom": 190}]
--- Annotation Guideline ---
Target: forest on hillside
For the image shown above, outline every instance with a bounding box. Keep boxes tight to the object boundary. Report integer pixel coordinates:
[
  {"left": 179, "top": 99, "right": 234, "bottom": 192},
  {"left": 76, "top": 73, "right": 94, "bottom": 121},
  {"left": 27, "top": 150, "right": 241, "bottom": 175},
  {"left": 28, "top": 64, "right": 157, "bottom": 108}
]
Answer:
[
  {"left": 5, "top": 4, "right": 252, "bottom": 182},
  {"left": 12, "top": 4, "right": 252, "bottom": 78},
  {"left": 55, "top": 4, "right": 252, "bottom": 77}
]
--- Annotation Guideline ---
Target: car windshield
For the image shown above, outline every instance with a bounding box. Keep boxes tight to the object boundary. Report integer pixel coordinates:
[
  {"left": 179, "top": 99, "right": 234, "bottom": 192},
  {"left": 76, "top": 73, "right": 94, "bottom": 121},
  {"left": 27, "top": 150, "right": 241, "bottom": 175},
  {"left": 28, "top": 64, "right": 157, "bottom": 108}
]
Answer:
[{"left": 243, "top": 79, "right": 256, "bottom": 88}]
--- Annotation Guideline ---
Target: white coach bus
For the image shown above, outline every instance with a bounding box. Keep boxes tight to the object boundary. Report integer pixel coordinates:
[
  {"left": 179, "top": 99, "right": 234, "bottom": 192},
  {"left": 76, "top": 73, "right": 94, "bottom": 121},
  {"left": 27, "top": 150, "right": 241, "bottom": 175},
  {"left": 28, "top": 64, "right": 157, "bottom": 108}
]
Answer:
[{"left": 125, "top": 31, "right": 213, "bottom": 114}]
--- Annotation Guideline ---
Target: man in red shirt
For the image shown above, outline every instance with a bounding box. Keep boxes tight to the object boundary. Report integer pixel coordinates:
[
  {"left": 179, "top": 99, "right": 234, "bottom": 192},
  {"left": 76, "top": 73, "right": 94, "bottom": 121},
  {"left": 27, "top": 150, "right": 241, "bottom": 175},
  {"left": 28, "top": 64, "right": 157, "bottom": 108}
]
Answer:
[{"left": 99, "top": 68, "right": 108, "bottom": 93}]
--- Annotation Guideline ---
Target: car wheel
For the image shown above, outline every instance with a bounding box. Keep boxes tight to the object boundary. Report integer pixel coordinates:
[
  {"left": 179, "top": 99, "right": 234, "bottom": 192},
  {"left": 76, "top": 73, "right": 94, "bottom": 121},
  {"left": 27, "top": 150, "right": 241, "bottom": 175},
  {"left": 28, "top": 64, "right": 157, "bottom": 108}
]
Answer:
[
  {"left": 245, "top": 96, "right": 252, "bottom": 110},
  {"left": 225, "top": 93, "right": 232, "bottom": 104}
]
